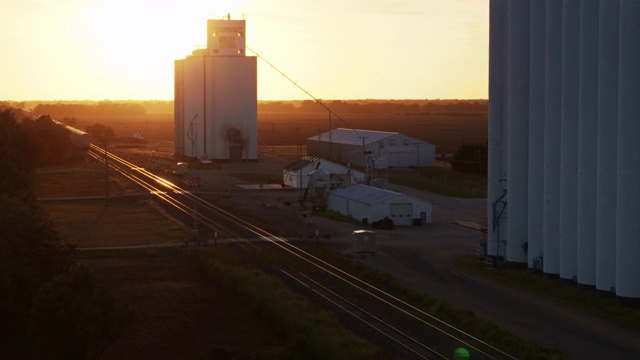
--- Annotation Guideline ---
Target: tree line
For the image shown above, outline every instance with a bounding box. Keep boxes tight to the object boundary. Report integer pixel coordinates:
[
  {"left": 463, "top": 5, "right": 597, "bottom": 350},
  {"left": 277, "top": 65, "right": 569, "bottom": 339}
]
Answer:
[
  {"left": 259, "top": 99, "right": 488, "bottom": 115},
  {"left": 34, "top": 101, "right": 146, "bottom": 118},
  {"left": 0, "top": 108, "right": 131, "bottom": 359}
]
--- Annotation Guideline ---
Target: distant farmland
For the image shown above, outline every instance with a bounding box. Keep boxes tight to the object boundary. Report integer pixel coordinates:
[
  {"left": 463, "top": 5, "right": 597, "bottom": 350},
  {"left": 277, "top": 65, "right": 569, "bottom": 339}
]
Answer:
[{"left": 31, "top": 100, "right": 488, "bottom": 155}]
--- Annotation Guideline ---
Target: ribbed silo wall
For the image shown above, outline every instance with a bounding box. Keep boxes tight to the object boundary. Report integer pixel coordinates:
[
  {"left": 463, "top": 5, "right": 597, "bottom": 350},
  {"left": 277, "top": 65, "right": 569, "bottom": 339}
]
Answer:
[
  {"left": 506, "top": 0, "right": 530, "bottom": 264},
  {"left": 595, "top": 0, "right": 619, "bottom": 296},
  {"left": 542, "top": 0, "right": 563, "bottom": 276},
  {"left": 576, "top": 0, "right": 599, "bottom": 288},
  {"left": 559, "top": 0, "right": 580, "bottom": 282},
  {"left": 487, "top": 0, "right": 509, "bottom": 259},
  {"left": 616, "top": 0, "right": 640, "bottom": 304},
  {"left": 527, "top": 0, "right": 546, "bottom": 269}
]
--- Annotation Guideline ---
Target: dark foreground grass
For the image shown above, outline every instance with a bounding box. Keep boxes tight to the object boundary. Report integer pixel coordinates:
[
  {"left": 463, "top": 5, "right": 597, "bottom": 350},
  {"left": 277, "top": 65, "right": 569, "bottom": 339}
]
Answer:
[
  {"left": 197, "top": 248, "right": 392, "bottom": 360},
  {"left": 455, "top": 256, "right": 640, "bottom": 332}
]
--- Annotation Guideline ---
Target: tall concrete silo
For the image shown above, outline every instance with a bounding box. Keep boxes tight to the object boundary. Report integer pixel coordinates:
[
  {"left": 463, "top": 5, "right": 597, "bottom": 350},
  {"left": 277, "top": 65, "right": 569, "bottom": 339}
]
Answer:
[
  {"left": 506, "top": 0, "right": 530, "bottom": 264},
  {"left": 616, "top": 0, "right": 640, "bottom": 304},
  {"left": 174, "top": 16, "right": 257, "bottom": 161},
  {"left": 576, "top": 0, "right": 599, "bottom": 289},
  {"left": 487, "top": 0, "right": 509, "bottom": 260},
  {"left": 595, "top": 0, "right": 619, "bottom": 296},
  {"left": 527, "top": 0, "right": 546, "bottom": 270},
  {"left": 559, "top": 0, "right": 580, "bottom": 282},
  {"left": 542, "top": 0, "right": 562, "bottom": 276},
  {"left": 489, "top": 0, "right": 639, "bottom": 305}
]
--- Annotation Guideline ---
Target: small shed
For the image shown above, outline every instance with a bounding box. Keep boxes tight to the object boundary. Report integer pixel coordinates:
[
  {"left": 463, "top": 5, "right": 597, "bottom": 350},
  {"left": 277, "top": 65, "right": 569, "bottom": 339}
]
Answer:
[
  {"left": 353, "top": 230, "right": 376, "bottom": 253},
  {"left": 327, "top": 184, "right": 432, "bottom": 226},
  {"left": 282, "top": 156, "right": 364, "bottom": 188}
]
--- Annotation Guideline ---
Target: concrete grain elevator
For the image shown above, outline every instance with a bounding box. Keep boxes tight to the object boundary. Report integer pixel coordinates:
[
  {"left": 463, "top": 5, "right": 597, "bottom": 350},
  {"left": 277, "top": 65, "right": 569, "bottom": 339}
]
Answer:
[
  {"left": 488, "top": 0, "right": 640, "bottom": 305},
  {"left": 174, "top": 15, "right": 257, "bottom": 161}
]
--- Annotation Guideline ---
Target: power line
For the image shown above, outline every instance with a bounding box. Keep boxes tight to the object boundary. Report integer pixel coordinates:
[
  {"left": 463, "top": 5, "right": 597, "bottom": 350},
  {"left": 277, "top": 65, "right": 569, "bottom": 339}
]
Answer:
[{"left": 246, "top": 46, "right": 358, "bottom": 134}]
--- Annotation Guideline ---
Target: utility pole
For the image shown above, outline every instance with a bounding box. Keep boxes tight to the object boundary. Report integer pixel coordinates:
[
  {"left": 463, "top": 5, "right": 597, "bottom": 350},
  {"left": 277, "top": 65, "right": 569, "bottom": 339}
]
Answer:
[
  {"left": 318, "top": 129, "right": 322, "bottom": 158},
  {"left": 328, "top": 112, "right": 332, "bottom": 161},
  {"left": 271, "top": 123, "right": 274, "bottom": 152},
  {"left": 104, "top": 143, "right": 109, "bottom": 206},
  {"left": 295, "top": 127, "right": 300, "bottom": 159},
  {"left": 415, "top": 142, "right": 422, "bottom": 173}
]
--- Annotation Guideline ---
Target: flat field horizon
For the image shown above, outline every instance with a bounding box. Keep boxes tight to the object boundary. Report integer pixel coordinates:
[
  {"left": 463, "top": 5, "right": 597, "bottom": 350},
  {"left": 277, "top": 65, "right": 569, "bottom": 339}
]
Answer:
[{"left": 12, "top": 99, "right": 488, "bottom": 155}]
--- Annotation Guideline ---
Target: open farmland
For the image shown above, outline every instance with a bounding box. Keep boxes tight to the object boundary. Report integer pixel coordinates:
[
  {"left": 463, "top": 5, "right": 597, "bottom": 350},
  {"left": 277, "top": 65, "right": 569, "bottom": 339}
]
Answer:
[
  {"left": 260, "top": 112, "right": 487, "bottom": 155},
  {"left": 63, "top": 107, "right": 487, "bottom": 157}
]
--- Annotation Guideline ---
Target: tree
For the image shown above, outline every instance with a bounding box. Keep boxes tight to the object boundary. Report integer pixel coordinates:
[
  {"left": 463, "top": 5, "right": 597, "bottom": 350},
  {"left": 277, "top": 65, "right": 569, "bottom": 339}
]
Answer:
[
  {"left": 29, "top": 264, "right": 133, "bottom": 360},
  {"left": 451, "top": 142, "right": 488, "bottom": 175},
  {"left": 86, "top": 123, "right": 115, "bottom": 145},
  {"left": 0, "top": 195, "right": 74, "bottom": 356},
  {"left": 0, "top": 109, "right": 34, "bottom": 199}
]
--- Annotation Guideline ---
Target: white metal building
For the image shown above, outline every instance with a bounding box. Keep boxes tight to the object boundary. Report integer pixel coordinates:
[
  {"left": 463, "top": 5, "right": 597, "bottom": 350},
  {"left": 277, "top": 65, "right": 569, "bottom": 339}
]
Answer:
[
  {"left": 282, "top": 156, "right": 364, "bottom": 188},
  {"left": 174, "top": 16, "right": 257, "bottom": 161},
  {"left": 488, "top": 0, "right": 640, "bottom": 305},
  {"left": 307, "top": 128, "right": 435, "bottom": 168},
  {"left": 327, "top": 184, "right": 432, "bottom": 226}
]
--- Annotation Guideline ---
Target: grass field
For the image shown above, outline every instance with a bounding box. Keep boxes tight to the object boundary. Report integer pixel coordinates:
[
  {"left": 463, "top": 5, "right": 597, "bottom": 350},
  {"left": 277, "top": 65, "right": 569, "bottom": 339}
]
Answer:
[
  {"left": 70, "top": 111, "right": 487, "bottom": 157},
  {"left": 39, "top": 196, "right": 188, "bottom": 248}
]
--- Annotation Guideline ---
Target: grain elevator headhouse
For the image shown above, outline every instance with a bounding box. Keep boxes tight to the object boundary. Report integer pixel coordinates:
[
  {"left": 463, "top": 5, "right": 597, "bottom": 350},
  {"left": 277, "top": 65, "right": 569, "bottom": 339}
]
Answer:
[{"left": 174, "top": 15, "right": 257, "bottom": 162}]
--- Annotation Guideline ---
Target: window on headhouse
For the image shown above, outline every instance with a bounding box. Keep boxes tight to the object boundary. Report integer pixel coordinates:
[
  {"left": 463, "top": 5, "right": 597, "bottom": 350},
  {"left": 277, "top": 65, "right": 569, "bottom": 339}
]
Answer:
[
  {"left": 212, "top": 31, "right": 217, "bottom": 37},
  {"left": 238, "top": 32, "right": 243, "bottom": 37}
]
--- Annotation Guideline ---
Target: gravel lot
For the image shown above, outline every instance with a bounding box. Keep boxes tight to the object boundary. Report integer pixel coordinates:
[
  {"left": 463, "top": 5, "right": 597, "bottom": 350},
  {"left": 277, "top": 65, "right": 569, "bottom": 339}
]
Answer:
[{"left": 199, "top": 153, "right": 640, "bottom": 360}]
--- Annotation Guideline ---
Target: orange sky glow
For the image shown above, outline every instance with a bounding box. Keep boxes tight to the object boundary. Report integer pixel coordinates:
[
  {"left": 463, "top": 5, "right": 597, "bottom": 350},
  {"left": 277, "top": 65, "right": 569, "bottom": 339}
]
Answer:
[{"left": 1, "top": 0, "right": 489, "bottom": 101}]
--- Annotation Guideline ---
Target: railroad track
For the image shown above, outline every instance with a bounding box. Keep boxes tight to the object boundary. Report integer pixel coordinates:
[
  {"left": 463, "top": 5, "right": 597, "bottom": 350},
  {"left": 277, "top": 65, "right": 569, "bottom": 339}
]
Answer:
[{"left": 87, "top": 143, "right": 518, "bottom": 360}]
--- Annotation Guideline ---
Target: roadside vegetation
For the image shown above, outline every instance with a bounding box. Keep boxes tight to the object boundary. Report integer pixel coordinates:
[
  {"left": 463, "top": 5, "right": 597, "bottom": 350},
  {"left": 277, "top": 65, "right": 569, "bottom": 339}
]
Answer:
[
  {"left": 197, "top": 247, "right": 392, "bottom": 360},
  {"left": 456, "top": 256, "right": 640, "bottom": 333}
]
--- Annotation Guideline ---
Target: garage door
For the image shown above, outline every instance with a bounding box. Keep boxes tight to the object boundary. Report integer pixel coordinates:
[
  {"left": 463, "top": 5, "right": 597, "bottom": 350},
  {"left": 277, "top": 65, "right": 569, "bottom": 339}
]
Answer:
[{"left": 390, "top": 203, "right": 413, "bottom": 226}]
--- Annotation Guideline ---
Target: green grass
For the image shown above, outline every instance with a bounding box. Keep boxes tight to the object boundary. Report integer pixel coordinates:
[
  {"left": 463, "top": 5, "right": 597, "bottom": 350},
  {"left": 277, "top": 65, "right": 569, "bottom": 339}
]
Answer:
[
  {"left": 455, "top": 256, "right": 640, "bottom": 332},
  {"left": 39, "top": 196, "right": 189, "bottom": 247},
  {"left": 388, "top": 166, "right": 487, "bottom": 198}
]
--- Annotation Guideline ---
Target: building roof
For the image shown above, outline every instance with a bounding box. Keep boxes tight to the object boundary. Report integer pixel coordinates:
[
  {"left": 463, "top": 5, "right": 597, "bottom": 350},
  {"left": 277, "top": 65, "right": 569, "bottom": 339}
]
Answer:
[
  {"left": 283, "top": 156, "right": 320, "bottom": 171},
  {"left": 308, "top": 128, "right": 399, "bottom": 146},
  {"left": 329, "top": 184, "right": 402, "bottom": 206}
]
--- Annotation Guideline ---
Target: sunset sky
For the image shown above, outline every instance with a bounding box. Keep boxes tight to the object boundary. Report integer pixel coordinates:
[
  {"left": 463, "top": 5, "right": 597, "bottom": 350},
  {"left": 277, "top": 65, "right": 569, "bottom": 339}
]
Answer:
[{"left": 1, "top": 0, "right": 488, "bottom": 101}]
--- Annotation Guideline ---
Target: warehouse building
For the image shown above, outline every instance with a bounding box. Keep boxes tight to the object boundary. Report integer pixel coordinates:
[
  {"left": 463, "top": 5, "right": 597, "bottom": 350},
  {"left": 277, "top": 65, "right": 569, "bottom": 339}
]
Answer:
[
  {"left": 174, "top": 15, "right": 257, "bottom": 161},
  {"left": 327, "top": 184, "right": 432, "bottom": 226},
  {"left": 282, "top": 156, "right": 364, "bottom": 189},
  {"left": 307, "top": 128, "right": 435, "bottom": 168},
  {"left": 488, "top": 0, "right": 639, "bottom": 304}
]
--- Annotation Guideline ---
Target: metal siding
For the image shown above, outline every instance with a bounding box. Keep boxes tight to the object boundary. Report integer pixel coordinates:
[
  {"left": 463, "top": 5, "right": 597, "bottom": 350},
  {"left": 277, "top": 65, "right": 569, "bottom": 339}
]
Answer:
[{"left": 390, "top": 203, "right": 413, "bottom": 226}]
